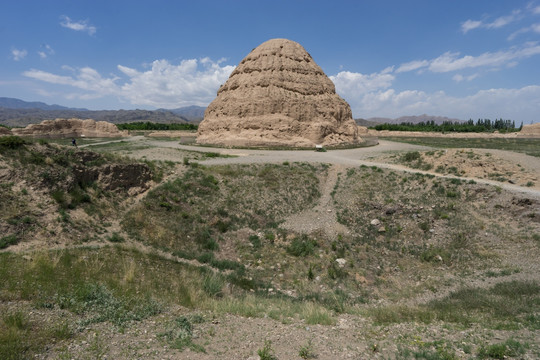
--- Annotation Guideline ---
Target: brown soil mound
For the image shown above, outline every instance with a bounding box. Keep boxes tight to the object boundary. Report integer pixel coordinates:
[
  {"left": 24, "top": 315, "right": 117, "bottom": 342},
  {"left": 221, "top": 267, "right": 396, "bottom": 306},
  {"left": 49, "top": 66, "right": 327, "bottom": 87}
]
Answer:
[
  {"left": 520, "top": 122, "right": 540, "bottom": 135},
  {"left": 197, "top": 38, "right": 360, "bottom": 148},
  {"left": 12, "top": 118, "right": 127, "bottom": 138}
]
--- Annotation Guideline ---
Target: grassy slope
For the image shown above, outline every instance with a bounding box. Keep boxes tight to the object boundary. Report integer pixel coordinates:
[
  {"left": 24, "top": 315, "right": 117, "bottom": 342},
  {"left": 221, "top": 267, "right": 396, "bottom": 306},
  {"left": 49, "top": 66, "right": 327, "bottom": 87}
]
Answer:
[{"left": 1, "top": 138, "right": 539, "bottom": 359}]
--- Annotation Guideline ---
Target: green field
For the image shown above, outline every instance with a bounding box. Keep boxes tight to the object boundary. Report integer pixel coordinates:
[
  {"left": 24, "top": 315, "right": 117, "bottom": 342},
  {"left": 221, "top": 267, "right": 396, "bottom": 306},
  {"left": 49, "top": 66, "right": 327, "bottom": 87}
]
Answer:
[{"left": 381, "top": 136, "right": 540, "bottom": 157}]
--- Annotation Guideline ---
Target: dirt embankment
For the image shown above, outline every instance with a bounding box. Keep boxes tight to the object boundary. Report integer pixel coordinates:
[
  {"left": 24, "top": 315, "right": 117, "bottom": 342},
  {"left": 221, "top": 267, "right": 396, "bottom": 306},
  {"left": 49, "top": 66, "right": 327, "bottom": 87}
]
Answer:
[{"left": 378, "top": 148, "right": 539, "bottom": 191}]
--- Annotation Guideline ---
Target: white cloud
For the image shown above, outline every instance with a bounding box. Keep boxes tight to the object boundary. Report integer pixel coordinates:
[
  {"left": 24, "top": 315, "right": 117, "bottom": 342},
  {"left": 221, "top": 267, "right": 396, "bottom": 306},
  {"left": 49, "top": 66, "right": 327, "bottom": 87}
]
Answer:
[
  {"left": 330, "top": 71, "right": 394, "bottom": 98},
  {"left": 117, "top": 58, "right": 235, "bottom": 107},
  {"left": 396, "top": 43, "right": 540, "bottom": 74},
  {"left": 60, "top": 16, "right": 96, "bottom": 35},
  {"left": 11, "top": 48, "right": 27, "bottom": 61},
  {"left": 461, "top": 9, "right": 521, "bottom": 33},
  {"left": 488, "top": 10, "right": 522, "bottom": 28},
  {"left": 452, "top": 73, "right": 478, "bottom": 82},
  {"left": 336, "top": 80, "right": 540, "bottom": 123},
  {"left": 23, "top": 58, "right": 235, "bottom": 108},
  {"left": 38, "top": 44, "right": 54, "bottom": 59},
  {"left": 396, "top": 43, "right": 540, "bottom": 73},
  {"left": 24, "top": 67, "right": 120, "bottom": 95},
  {"left": 461, "top": 20, "right": 482, "bottom": 34},
  {"left": 531, "top": 5, "right": 540, "bottom": 14},
  {"left": 396, "top": 59, "right": 429, "bottom": 73},
  {"left": 452, "top": 74, "right": 464, "bottom": 82},
  {"left": 509, "top": 23, "right": 540, "bottom": 40}
]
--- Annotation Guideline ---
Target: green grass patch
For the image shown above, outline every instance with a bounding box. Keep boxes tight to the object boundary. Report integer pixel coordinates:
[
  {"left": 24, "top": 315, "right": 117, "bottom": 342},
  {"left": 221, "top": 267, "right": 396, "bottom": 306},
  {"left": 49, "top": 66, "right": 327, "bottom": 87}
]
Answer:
[
  {"left": 158, "top": 315, "right": 205, "bottom": 353},
  {"left": 287, "top": 235, "right": 317, "bottom": 257},
  {"left": 123, "top": 163, "right": 321, "bottom": 254},
  {"left": 0, "top": 234, "right": 19, "bottom": 249},
  {"left": 477, "top": 338, "right": 529, "bottom": 359},
  {"left": 369, "top": 280, "right": 540, "bottom": 328},
  {"left": 381, "top": 137, "right": 540, "bottom": 157},
  {"left": 0, "top": 136, "right": 26, "bottom": 149}
]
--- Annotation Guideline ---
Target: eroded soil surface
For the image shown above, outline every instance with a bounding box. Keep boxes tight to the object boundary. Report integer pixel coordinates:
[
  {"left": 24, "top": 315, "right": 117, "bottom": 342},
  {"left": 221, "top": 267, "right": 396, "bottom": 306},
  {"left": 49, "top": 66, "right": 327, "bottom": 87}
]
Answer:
[{"left": 3, "top": 137, "right": 540, "bottom": 359}]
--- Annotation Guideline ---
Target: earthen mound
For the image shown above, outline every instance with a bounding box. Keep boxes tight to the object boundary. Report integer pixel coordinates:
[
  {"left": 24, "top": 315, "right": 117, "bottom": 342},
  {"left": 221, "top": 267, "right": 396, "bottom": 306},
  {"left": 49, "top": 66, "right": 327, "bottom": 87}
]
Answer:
[
  {"left": 12, "top": 118, "right": 127, "bottom": 138},
  {"left": 0, "top": 127, "right": 11, "bottom": 136},
  {"left": 197, "top": 39, "right": 360, "bottom": 148},
  {"left": 520, "top": 123, "right": 540, "bottom": 136}
]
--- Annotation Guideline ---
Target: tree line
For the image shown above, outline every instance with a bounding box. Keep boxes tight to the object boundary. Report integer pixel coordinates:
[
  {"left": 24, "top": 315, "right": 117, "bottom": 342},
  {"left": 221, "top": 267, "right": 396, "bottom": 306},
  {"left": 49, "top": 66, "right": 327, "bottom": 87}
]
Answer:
[
  {"left": 116, "top": 122, "right": 198, "bottom": 131},
  {"left": 370, "top": 119, "right": 523, "bottom": 133}
]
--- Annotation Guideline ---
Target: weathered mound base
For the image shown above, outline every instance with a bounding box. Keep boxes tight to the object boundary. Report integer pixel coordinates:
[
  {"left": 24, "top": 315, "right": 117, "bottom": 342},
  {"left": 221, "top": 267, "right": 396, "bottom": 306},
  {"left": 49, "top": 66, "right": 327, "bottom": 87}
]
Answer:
[
  {"left": 198, "top": 115, "right": 362, "bottom": 148},
  {"left": 12, "top": 118, "right": 127, "bottom": 138}
]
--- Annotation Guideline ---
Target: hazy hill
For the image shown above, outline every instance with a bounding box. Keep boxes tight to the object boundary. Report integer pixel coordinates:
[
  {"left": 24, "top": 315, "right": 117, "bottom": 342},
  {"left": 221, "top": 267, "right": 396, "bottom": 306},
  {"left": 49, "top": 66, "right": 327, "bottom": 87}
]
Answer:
[
  {"left": 160, "top": 105, "right": 206, "bottom": 123},
  {"left": 354, "top": 118, "right": 381, "bottom": 127},
  {"left": 0, "top": 108, "right": 190, "bottom": 127},
  {"left": 0, "top": 97, "right": 87, "bottom": 111},
  {"left": 0, "top": 98, "right": 192, "bottom": 127},
  {"left": 2, "top": 98, "right": 469, "bottom": 128}
]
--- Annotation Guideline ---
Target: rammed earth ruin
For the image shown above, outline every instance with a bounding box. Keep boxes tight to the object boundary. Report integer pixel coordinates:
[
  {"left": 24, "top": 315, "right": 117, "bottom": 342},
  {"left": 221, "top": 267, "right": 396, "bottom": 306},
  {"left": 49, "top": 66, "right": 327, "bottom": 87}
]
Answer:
[{"left": 197, "top": 38, "right": 361, "bottom": 148}]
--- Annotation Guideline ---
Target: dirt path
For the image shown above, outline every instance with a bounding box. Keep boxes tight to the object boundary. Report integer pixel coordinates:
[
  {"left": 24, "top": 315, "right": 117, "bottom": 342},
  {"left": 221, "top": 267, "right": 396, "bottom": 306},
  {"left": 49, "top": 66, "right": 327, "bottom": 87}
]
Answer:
[
  {"left": 83, "top": 136, "right": 540, "bottom": 199},
  {"left": 132, "top": 138, "right": 540, "bottom": 199},
  {"left": 281, "top": 164, "right": 350, "bottom": 239}
]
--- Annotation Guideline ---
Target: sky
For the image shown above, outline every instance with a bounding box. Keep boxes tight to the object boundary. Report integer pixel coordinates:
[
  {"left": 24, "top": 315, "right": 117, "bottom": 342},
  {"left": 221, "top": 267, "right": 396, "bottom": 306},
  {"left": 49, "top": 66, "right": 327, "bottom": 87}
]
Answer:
[{"left": 1, "top": 0, "right": 540, "bottom": 123}]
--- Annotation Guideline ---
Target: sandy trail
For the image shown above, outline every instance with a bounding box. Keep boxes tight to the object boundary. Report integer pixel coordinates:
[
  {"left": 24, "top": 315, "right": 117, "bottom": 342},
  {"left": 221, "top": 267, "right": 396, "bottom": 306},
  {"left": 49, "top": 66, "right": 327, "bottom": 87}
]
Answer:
[
  {"left": 157, "top": 139, "right": 540, "bottom": 199},
  {"left": 280, "top": 164, "right": 350, "bottom": 240}
]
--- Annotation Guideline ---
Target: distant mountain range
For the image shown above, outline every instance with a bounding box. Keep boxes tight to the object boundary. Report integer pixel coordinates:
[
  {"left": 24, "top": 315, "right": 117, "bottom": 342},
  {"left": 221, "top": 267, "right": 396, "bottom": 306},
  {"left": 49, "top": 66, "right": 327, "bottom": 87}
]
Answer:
[
  {"left": 0, "top": 97, "right": 88, "bottom": 111},
  {"left": 1, "top": 97, "right": 463, "bottom": 129},
  {"left": 0, "top": 97, "right": 205, "bottom": 127},
  {"left": 157, "top": 105, "right": 206, "bottom": 122}
]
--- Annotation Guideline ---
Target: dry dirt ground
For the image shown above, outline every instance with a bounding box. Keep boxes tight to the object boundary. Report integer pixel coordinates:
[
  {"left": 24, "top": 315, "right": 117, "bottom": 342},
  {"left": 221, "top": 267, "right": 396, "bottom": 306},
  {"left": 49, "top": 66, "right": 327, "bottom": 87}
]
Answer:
[
  {"left": 85, "top": 136, "right": 540, "bottom": 198},
  {"left": 6, "top": 136, "right": 540, "bottom": 359}
]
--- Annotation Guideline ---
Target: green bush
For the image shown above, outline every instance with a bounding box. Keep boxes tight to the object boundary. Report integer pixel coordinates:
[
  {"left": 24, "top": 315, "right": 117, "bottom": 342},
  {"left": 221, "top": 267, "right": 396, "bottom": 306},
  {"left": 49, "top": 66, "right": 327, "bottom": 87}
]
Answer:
[
  {"left": 402, "top": 151, "right": 421, "bottom": 162},
  {"left": 2, "top": 311, "right": 29, "bottom": 330},
  {"left": 0, "top": 136, "right": 26, "bottom": 149},
  {"left": 107, "top": 232, "right": 125, "bottom": 243},
  {"left": 299, "top": 339, "right": 316, "bottom": 359},
  {"left": 57, "top": 283, "right": 161, "bottom": 328},
  {"left": 0, "top": 235, "right": 19, "bottom": 249},
  {"left": 202, "top": 274, "right": 224, "bottom": 298},
  {"left": 249, "top": 234, "right": 262, "bottom": 249},
  {"left": 158, "top": 316, "right": 205, "bottom": 353},
  {"left": 51, "top": 189, "right": 67, "bottom": 206},
  {"left": 477, "top": 339, "right": 528, "bottom": 359},
  {"left": 287, "top": 235, "right": 317, "bottom": 257},
  {"left": 203, "top": 152, "right": 220, "bottom": 158},
  {"left": 258, "top": 340, "right": 277, "bottom": 360}
]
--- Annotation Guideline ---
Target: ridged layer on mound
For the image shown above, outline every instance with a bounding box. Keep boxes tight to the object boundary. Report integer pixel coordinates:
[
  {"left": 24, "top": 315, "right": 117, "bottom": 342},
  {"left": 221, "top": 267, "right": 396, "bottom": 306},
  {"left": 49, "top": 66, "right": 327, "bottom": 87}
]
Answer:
[
  {"left": 520, "top": 123, "right": 540, "bottom": 135},
  {"left": 197, "top": 38, "right": 360, "bottom": 147}
]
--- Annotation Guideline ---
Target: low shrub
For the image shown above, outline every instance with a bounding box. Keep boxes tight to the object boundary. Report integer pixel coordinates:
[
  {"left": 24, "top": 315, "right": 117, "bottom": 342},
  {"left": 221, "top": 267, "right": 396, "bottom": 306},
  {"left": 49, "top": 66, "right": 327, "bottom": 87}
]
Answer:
[
  {"left": 0, "top": 136, "right": 26, "bottom": 149},
  {"left": 258, "top": 340, "right": 277, "bottom": 360},
  {"left": 287, "top": 235, "right": 317, "bottom": 257},
  {"left": 0, "top": 235, "right": 19, "bottom": 249}
]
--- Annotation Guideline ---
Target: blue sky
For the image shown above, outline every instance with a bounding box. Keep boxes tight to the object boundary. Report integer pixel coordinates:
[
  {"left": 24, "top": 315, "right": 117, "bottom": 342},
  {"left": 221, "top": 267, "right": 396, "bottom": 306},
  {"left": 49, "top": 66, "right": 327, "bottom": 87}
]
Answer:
[{"left": 2, "top": 0, "right": 540, "bottom": 123}]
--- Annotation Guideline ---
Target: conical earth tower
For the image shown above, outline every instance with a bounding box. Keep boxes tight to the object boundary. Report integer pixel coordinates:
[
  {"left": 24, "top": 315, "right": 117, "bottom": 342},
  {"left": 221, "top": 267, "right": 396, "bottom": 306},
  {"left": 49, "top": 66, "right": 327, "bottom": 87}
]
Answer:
[{"left": 197, "top": 38, "right": 360, "bottom": 147}]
